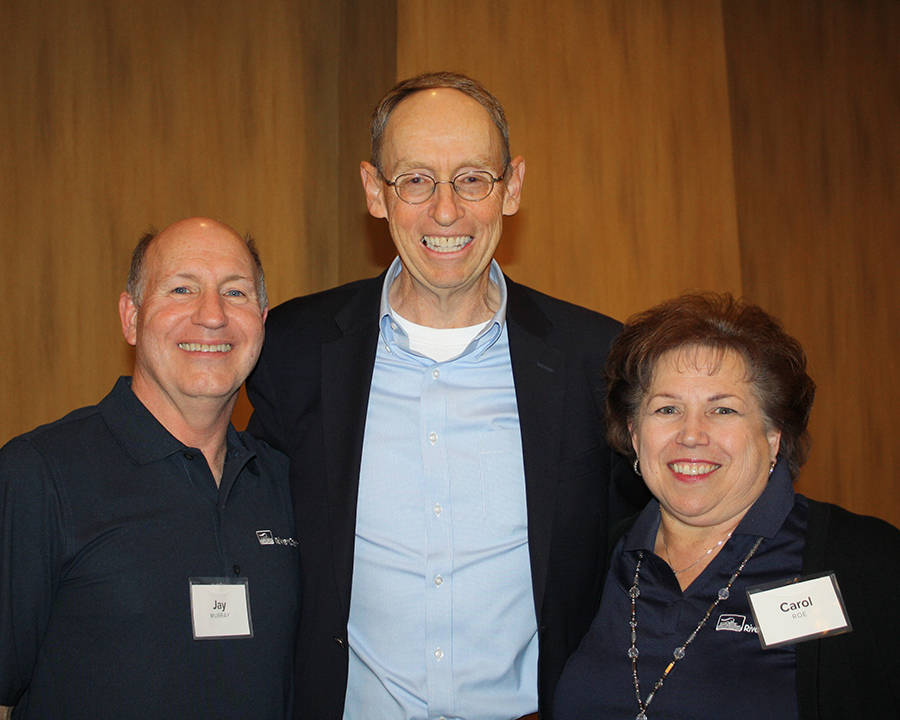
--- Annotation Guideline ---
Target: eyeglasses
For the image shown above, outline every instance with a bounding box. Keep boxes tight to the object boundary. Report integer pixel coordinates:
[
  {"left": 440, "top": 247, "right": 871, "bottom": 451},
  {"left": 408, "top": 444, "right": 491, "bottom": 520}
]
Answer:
[{"left": 380, "top": 169, "right": 506, "bottom": 204}]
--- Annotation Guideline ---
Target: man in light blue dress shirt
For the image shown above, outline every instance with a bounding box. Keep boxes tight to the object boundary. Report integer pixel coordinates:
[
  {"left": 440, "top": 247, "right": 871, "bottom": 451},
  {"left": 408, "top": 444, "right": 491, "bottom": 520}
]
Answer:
[{"left": 246, "top": 72, "right": 647, "bottom": 720}]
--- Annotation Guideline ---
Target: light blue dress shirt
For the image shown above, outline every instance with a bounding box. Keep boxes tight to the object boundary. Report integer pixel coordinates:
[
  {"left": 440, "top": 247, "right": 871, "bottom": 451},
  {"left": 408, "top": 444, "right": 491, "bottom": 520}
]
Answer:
[{"left": 343, "top": 258, "right": 539, "bottom": 720}]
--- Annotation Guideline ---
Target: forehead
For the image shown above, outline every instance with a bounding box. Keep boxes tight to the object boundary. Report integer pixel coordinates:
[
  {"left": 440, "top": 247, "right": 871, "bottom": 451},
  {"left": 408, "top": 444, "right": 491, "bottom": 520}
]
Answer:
[
  {"left": 382, "top": 88, "right": 504, "bottom": 170},
  {"left": 145, "top": 225, "right": 255, "bottom": 281}
]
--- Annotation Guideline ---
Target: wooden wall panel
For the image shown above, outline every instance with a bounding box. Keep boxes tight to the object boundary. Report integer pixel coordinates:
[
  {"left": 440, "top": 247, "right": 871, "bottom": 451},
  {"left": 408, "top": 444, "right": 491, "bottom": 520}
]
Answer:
[
  {"left": 395, "top": 0, "right": 743, "bottom": 321},
  {"left": 0, "top": 0, "right": 362, "bottom": 442},
  {"left": 724, "top": 1, "right": 900, "bottom": 525},
  {"left": 3, "top": 0, "right": 897, "bottom": 527}
]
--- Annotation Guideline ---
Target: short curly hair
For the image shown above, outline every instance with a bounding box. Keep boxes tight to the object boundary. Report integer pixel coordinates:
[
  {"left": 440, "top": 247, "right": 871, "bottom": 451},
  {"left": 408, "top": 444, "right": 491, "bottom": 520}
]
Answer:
[{"left": 605, "top": 292, "right": 816, "bottom": 480}]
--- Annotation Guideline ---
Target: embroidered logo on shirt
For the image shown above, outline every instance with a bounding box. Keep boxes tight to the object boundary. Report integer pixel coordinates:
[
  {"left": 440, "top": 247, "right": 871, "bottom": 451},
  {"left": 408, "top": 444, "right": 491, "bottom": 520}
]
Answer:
[
  {"left": 255, "top": 530, "right": 298, "bottom": 547},
  {"left": 716, "top": 614, "right": 758, "bottom": 634}
]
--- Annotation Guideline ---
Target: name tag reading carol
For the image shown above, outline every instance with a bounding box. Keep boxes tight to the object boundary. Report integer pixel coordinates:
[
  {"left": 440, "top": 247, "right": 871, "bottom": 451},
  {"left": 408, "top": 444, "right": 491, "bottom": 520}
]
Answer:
[
  {"left": 189, "top": 578, "right": 253, "bottom": 639},
  {"left": 747, "top": 572, "right": 851, "bottom": 649}
]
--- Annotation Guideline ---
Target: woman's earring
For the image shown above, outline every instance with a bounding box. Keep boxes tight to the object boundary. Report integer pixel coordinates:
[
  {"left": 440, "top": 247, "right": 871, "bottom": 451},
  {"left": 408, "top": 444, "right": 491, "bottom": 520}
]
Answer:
[
  {"left": 769, "top": 460, "right": 776, "bottom": 476},
  {"left": 633, "top": 458, "right": 641, "bottom": 477}
]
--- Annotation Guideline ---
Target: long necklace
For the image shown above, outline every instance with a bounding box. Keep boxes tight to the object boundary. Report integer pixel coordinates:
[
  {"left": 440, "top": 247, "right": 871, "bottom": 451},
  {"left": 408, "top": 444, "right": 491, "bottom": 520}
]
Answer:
[
  {"left": 627, "top": 536, "right": 764, "bottom": 720},
  {"left": 662, "top": 530, "right": 733, "bottom": 575}
]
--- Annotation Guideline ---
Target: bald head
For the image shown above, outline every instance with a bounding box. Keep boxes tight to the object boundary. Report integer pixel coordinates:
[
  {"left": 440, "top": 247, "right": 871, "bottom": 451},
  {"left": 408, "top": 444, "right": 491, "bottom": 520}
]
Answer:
[{"left": 126, "top": 217, "right": 267, "bottom": 310}]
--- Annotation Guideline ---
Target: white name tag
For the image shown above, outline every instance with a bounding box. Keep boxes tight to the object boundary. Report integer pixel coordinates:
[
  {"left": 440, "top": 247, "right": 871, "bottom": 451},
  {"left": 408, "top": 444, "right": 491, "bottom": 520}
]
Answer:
[
  {"left": 746, "top": 572, "right": 851, "bottom": 649},
  {"left": 189, "top": 578, "right": 253, "bottom": 640}
]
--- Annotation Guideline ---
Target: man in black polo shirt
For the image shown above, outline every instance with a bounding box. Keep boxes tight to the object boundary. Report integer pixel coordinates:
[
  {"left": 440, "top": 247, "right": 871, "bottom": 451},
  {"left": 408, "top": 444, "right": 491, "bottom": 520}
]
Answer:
[{"left": 0, "top": 218, "right": 299, "bottom": 719}]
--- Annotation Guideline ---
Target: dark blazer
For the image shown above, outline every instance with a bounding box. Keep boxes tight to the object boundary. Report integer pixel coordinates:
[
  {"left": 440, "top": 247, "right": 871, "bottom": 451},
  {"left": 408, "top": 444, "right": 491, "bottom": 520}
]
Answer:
[
  {"left": 246, "top": 272, "right": 648, "bottom": 720},
  {"left": 796, "top": 500, "right": 900, "bottom": 719}
]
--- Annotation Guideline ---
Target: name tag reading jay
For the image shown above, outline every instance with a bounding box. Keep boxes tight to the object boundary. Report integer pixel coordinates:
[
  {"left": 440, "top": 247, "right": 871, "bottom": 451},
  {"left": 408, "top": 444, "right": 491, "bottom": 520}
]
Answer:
[
  {"left": 747, "top": 572, "right": 851, "bottom": 649},
  {"left": 189, "top": 578, "right": 254, "bottom": 639}
]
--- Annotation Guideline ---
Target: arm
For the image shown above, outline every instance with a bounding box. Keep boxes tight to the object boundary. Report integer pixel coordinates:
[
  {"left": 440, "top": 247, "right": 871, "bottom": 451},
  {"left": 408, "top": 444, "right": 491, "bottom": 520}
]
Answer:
[{"left": 0, "top": 438, "right": 64, "bottom": 710}]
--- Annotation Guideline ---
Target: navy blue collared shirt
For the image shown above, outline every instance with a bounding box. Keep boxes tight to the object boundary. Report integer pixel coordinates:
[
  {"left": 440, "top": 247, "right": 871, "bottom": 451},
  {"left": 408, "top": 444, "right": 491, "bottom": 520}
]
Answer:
[
  {"left": 554, "top": 463, "right": 807, "bottom": 719},
  {"left": 0, "top": 377, "right": 299, "bottom": 719}
]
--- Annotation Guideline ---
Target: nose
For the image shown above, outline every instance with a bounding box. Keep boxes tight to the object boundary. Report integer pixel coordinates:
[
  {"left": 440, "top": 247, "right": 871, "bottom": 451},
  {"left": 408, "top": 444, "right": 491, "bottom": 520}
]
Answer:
[
  {"left": 193, "top": 291, "right": 228, "bottom": 329},
  {"left": 678, "top": 410, "right": 709, "bottom": 447},
  {"left": 428, "top": 181, "right": 465, "bottom": 226}
]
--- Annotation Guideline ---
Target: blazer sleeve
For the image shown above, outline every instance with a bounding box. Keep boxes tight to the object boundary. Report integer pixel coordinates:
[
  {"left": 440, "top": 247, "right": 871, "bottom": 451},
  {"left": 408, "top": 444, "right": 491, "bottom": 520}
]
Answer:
[{"left": 796, "top": 500, "right": 900, "bottom": 719}]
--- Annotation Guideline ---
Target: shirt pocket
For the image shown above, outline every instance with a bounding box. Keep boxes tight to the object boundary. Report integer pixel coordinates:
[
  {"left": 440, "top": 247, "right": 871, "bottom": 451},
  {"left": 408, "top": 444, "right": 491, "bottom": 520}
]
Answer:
[{"left": 479, "top": 430, "right": 528, "bottom": 537}]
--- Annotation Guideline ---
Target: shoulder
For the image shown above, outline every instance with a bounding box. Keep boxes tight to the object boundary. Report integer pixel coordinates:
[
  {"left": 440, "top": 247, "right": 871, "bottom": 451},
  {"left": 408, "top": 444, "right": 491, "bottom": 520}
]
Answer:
[
  {"left": 1, "top": 405, "right": 103, "bottom": 465},
  {"left": 808, "top": 499, "right": 900, "bottom": 545},
  {"left": 806, "top": 498, "right": 900, "bottom": 571},
  {"left": 504, "top": 277, "right": 622, "bottom": 357},
  {"left": 506, "top": 277, "right": 621, "bottom": 332},
  {"left": 265, "top": 275, "right": 383, "bottom": 334}
]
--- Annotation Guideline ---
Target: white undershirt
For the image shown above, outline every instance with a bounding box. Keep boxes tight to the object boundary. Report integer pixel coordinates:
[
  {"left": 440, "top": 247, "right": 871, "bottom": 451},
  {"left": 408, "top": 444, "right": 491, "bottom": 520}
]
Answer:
[{"left": 392, "top": 311, "right": 489, "bottom": 362}]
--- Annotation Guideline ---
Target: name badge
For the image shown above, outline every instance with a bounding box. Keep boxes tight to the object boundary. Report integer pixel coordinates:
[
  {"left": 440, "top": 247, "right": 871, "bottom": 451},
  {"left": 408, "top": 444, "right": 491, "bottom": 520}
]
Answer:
[
  {"left": 189, "top": 578, "right": 253, "bottom": 640},
  {"left": 746, "top": 572, "right": 851, "bottom": 649}
]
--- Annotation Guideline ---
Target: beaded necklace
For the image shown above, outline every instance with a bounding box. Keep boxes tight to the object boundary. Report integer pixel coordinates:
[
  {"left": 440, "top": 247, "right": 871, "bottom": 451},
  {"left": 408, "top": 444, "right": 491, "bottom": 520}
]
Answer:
[{"left": 627, "top": 536, "right": 764, "bottom": 720}]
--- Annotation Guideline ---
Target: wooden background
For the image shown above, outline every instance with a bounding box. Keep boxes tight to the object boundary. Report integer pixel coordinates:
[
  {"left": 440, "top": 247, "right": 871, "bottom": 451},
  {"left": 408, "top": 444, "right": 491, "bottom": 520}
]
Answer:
[{"left": 1, "top": 0, "right": 897, "bottom": 526}]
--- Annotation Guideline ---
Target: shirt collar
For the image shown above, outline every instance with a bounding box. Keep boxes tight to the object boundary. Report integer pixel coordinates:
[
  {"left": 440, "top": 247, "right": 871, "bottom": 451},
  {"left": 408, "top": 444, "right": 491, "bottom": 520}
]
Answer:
[
  {"left": 623, "top": 459, "right": 796, "bottom": 552},
  {"left": 378, "top": 257, "right": 508, "bottom": 360},
  {"left": 98, "top": 376, "right": 249, "bottom": 466}
]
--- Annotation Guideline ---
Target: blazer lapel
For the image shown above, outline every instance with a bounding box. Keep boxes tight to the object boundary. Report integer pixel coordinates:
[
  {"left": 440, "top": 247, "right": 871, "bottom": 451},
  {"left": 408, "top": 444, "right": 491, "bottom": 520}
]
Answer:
[
  {"left": 321, "top": 277, "right": 383, "bottom": 615},
  {"left": 506, "top": 279, "right": 565, "bottom": 622}
]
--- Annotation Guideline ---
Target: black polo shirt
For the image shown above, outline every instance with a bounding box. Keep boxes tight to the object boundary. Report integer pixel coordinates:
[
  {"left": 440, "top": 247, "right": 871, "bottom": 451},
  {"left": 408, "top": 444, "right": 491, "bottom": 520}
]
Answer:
[
  {"left": 0, "top": 377, "right": 299, "bottom": 719},
  {"left": 554, "top": 463, "right": 806, "bottom": 719}
]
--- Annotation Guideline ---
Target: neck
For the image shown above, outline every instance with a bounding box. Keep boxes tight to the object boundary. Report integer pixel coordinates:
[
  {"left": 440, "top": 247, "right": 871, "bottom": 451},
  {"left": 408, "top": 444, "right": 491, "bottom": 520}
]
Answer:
[
  {"left": 656, "top": 511, "right": 745, "bottom": 590},
  {"left": 390, "top": 271, "right": 499, "bottom": 328},
  {"left": 131, "top": 378, "right": 235, "bottom": 485}
]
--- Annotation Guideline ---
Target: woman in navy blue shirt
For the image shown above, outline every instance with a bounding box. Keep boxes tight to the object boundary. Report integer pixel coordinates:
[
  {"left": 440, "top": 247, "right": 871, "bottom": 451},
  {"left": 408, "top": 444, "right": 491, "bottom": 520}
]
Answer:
[{"left": 554, "top": 292, "right": 900, "bottom": 720}]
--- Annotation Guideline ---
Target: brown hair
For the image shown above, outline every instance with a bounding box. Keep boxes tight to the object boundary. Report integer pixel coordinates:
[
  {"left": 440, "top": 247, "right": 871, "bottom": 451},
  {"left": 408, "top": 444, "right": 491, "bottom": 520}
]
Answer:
[
  {"left": 370, "top": 71, "right": 511, "bottom": 171},
  {"left": 605, "top": 292, "right": 816, "bottom": 479}
]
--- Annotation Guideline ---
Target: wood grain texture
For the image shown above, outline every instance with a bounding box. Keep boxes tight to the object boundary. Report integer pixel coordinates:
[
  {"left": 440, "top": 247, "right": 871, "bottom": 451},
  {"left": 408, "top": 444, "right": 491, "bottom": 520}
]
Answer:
[
  {"left": 395, "top": 0, "right": 743, "bottom": 321},
  {"left": 2, "top": 0, "right": 897, "bottom": 526},
  {"left": 723, "top": 0, "right": 900, "bottom": 524},
  {"left": 0, "top": 0, "right": 344, "bottom": 437}
]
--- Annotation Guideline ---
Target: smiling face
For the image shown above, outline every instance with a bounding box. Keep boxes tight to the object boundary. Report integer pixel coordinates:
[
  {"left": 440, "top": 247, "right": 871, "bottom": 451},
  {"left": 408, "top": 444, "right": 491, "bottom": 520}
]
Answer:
[
  {"left": 631, "top": 346, "right": 781, "bottom": 530},
  {"left": 120, "top": 218, "right": 267, "bottom": 417},
  {"left": 360, "top": 88, "right": 524, "bottom": 316}
]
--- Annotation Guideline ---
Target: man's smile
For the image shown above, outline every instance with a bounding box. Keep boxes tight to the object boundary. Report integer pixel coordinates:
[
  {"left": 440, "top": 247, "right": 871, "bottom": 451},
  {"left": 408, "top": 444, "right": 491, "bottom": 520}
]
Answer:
[{"left": 421, "top": 235, "right": 473, "bottom": 253}]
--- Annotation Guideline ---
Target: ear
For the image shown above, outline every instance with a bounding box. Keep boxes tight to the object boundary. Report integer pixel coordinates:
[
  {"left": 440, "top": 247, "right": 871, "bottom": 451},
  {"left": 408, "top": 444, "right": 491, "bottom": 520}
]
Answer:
[
  {"left": 629, "top": 421, "right": 639, "bottom": 458},
  {"left": 119, "top": 292, "right": 138, "bottom": 347},
  {"left": 361, "top": 161, "right": 388, "bottom": 219},
  {"left": 501, "top": 156, "right": 526, "bottom": 216},
  {"left": 767, "top": 428, "right": 782, "bottom": 466}
]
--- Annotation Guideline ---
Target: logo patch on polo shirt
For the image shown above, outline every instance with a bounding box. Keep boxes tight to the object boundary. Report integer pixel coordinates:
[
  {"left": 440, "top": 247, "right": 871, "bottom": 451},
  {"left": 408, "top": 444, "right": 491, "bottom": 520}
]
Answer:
[
  {"left": 716, "top": 614, "right": 757, "bottom": 633},
  {"left": 256, "top": 530, "right": 298, "bottom": 547}
]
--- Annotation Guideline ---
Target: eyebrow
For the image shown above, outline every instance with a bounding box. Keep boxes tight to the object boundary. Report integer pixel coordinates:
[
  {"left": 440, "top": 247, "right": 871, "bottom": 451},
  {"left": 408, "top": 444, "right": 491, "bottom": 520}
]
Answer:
[
  {"left": 389, "top": 154, "right": 501, "bottom": 175},
  {"left": 648, "top": 392, "right": 740, "bottom": 402}
]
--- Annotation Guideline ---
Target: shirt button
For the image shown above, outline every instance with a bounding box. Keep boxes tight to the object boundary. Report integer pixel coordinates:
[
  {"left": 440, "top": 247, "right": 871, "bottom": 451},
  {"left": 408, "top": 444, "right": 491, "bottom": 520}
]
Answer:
[
  {"left": 391, "top": 322, "right": 398, "bottom": 330},
  {"left": 434, "top": 648, "right": 443, "bottom": 660},
  {"left": 434, "top": 575, "right": 443, "bottom": 586},
  {"left": 434, "top": 504, "right": 442, "bottom": 516},
  {"left": 432, "top": 368, "right": 440, "bottom": 379},
  {"left": 184, "top": 452, "right": 194, "bottom": 460},
  {"left": 233, "top": 564, "right": 241, "bottom": 575},
  {"left": 428, "top": 432, "right": 437, "bottom": 444}
]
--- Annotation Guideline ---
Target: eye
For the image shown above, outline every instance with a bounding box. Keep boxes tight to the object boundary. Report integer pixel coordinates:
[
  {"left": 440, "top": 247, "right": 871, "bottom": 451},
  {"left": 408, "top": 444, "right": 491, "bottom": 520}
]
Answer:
[
  {"left": 224, "top": 289, "right": 246, "bottom": 297},
  {"left": 653, "top": 405, "right": 678, "bottom": 415},
  {"left": 400, "top": 174, "right": 432, "bottom": 187},
  {"left": 171, "top": 286, "right": 190, "bottom": 295},
  {"left": 713, "top": 406, "right": 737, "bottom": 415}
]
